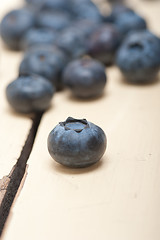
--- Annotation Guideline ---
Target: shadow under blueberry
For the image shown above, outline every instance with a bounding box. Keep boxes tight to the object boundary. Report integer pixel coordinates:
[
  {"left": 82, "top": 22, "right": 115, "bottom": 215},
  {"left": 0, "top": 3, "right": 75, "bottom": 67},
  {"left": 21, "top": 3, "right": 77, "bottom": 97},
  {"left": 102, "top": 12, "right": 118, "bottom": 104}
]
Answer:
[
  {"left": 119, "top": 74, "right": 160, "bottom": 88},
  {"left": 1, "top": 41, "right": 22, "bottom": 52},
  {"left": 50, "top": 156, "right": 106, "bottom": 175},
  {"left": 5, "top": 106, "right": 33, "bottom": 120},
  {"left": 67, "top": 91, "right": 107, "bottom": 104},
  {"left": 5, "top": 100, "right": 54, "bottom": 120}
]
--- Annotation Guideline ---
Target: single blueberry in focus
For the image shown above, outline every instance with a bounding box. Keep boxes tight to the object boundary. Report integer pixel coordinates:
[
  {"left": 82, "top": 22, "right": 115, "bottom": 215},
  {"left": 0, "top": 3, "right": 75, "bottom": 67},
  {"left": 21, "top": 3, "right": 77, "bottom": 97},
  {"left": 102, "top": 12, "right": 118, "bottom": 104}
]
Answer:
[
  {"left": 48, "top": 117, "right": 107, "bottom": 168},
  {"left": 87, "top": 24, "right": 121, "bottom": 65},
  {"left": 55, "top": 27, "right": 87, "bottom": 59},
  {"left": 21, "top": 28, "right": 57, "bottom": 50},
  {"left": 0, "top": 8, "right": 35, "bottom": 50},
  {"left": 6, "top": 74, "right": 55, "bottom": 113},
  {"left": 62, "top": 58, "right": 107, "bottom": 98},
  {"left": 36, "top": 10, "right": 72, "bottom": 32},
  {"left": 19, "top": 45, "right": 68, "bottom": 90},
  {"left": 114, "top": 11, "right": 147, "bottom": 37},
  {"left": 116, "top": 30, "right": 160, "bottom": 83}
]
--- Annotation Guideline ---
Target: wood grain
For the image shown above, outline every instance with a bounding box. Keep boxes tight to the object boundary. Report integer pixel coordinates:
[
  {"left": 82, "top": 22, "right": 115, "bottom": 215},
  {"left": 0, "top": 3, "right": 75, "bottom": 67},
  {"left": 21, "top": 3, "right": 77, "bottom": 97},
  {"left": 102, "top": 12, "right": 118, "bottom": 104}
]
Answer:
[
  {"left": 1, "top": 0, "right": 160, "bottom": 240},
  {"left": 0, "top": 0, "right": 32, "bottom": 227},
  {"left": 0, "top": 0, "right": 32, "bottom": 179}
]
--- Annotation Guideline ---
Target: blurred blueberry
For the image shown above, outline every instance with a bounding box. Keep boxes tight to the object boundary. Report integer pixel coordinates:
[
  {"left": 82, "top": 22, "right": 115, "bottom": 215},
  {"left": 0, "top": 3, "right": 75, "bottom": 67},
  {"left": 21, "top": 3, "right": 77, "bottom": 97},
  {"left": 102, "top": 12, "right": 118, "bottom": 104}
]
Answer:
[
  {"left": 48, "top": 117, "right": 107, "bottom": 168},
  {"left": 25, "top": 0, "right": 43, "bottom": 5},
  {"left": 108, "top": 0, "right": 126, "bottom": 5},
  {"left": 87, "top": 24, "right": 121, "bottom": 65},
  {"left": 103, "top": 4, "right": 134, "bottom": 23},
  {"left": 25, "top": 0, "right": 72, "bottom": 12},
  {"left": 36, "top": 10, "right": 72, "bottom": 32},
  {"left": 6, "top": 74, "right": 54, "bottom": 113},
  {"left": 55, "top": 27, "right": 87, "bottom": 59},
  {"left": 0, "top": 8, "right": 35, "bottom": 50},
  {"left": 114, "top": 11, "right": 147, "bottom": 36},
  {"left": 19, "top": 45, "right": 68, "bottom": 90},
  {"left": 70, "top": 19, "right": 100, "bottom": 38},
  {"left": 62, "top": 58, "right": 107, "bottom": 98},
  {"left": 21, "top": 28, "right": 57, "bottom": 50},
  {"left": 116, "top": 30, "right": 160, "bottom": 83},
  {"left": 70, "top": 0, "right": 103, "bottom": 22},
  {"left": 40, "top": 0, "right": 72, "bottom": 12}
]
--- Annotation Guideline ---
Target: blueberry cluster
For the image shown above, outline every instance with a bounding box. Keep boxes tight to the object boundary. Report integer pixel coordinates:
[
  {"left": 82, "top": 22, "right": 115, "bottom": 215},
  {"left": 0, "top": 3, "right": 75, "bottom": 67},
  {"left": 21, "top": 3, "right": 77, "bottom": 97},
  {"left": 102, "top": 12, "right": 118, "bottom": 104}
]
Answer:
[
  {"left": 1, "top": 0, "right": 160, "bottom": 167},
  {"left": 106, "top": 4, "right": 160, "bottom": 83},
  {"left": 1, "top": 1, "right": 160, "bottom": 112},
  {"left": 116, "top": 30, "right": 160, "bottom": 83},
  {"left": 1, "top": 0, "right": 111, "bottom": 114}
]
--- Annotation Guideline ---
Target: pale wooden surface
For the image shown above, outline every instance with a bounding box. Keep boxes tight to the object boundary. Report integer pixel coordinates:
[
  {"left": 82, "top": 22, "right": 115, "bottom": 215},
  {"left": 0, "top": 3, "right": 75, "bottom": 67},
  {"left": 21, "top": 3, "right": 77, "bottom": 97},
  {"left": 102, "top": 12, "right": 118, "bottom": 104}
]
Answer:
[
  {"left": 0, "top": 0, "right": 31, "bottom": 179},
  {"left": 0, "top": 47, "right": 31, "bottom": 178},
  {"left": 0, "top": 0, "right": 31, "bottom": 206},
  {"left": 1, "top": 0, "right": 160, "bottom": 240}
]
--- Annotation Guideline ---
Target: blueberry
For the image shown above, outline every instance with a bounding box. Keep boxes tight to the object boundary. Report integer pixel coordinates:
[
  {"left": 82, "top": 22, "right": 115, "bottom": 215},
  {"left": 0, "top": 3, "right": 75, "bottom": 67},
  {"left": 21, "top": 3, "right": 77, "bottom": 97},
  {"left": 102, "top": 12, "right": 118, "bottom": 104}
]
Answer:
[
  {"left": 70, "top": 1, "right": 103, "bottom": 22},
  {"left": 116, "top": 30, "right": 160, "bottom": 83},
  {"left": 108, "top": 0, "right": 123, "bottom": 2},
  {"left": 25, "top": 0, "right": 43, "bottom": 6},
  {"left": 87, "top": 24, "right": 121, "bottom": 65},
  {"left": 40, "top": 0, "right": 72, "bottom": 12},
  {"left": 103, "top": 4, "right": 134, "bottom": 23},
  {"left": 114, "top": 11, "right": 147, "bottom": 37},
  {"left": 70, "top": 19, "right": 100, "bottom": 38},
  {"left": 25, "top": 0, "right": 72, "bottom": 12},
  {"left": 110, "top": 4, "right": 134, "bottom": 18},
  {"left": 55, "top": 27, "right": 87, "bottom": 59},
  {"left": 21, "top": 28, "right": 57, "bottom": 50},
  {"left": 36, "top": 10, "right": 72, "bottom": 32},
  {"left": 6, "top": 74, "right": 55, "bottom": 113},
  {"left": 47, "top": 117, "right": 107, "bottom": 168},
  {"left": 62, "top": 58, "right": 107, "bottom": 98},
  {"left": 0, "top": 8, "right": 35, "bottom": 50},
  {"left": 19, "top": 45, "right": 68, "bottom": 90}
]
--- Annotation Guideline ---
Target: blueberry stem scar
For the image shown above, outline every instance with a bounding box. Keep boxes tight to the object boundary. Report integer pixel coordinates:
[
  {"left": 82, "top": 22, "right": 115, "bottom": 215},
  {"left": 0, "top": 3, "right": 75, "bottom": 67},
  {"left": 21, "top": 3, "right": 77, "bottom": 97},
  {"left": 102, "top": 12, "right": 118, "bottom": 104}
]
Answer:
[
  {"left": 59, "top": 117, "right": 89, "bottom": 133},
  {"left": 0, "top": 112, "right": 43, "bottom": 236}
]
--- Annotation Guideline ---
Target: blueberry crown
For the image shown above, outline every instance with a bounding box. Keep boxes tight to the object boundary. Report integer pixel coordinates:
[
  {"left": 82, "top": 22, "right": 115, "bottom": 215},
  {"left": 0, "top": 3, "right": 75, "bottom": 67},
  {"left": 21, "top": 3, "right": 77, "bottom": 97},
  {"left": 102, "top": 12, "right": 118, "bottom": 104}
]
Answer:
[{"left": 59, "top": 117, "right": 89, "bottom": 133}]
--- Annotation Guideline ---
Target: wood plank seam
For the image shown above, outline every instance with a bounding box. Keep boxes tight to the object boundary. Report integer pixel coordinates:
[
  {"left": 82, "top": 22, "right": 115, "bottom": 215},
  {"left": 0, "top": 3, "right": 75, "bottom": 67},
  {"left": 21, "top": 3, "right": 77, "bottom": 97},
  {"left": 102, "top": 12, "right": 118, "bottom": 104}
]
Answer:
[
  {"left": 0, "top": 112, "right": 43, "bottom": 237},
  {"left": 0, "top": 168, "right": 15, "bottom": 206}
]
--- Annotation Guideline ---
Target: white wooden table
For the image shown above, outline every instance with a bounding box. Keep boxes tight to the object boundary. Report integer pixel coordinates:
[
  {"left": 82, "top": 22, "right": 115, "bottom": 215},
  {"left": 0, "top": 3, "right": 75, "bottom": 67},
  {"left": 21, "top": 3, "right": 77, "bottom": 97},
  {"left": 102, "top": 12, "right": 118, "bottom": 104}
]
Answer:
[{"left": 1, "top": 0, "right": 160, "bottom": 239}]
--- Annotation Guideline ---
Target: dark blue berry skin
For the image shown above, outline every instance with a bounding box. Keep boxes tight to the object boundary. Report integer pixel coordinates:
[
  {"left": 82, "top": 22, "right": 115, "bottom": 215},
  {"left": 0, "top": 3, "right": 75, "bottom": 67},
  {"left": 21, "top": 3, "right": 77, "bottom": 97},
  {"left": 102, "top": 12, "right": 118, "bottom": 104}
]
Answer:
[
  {"left": 87, "top": 24, "right": 121, "bottom": 65},
  {"left": 103, "top": 4, "right": 134, "bottom": 23},
  {"left": 55, "top": 27, "right": 87, "bottom": 59},
  {"left": 114, "top": 11, "right": 147, "bottom": 37},
  {"left": 40, "top": 0, "right": 72, "bottom": 12},
  {"left": 108, "top": 0, "right": 125, "bottom": 3},
  {"left": 6, "top": 74, "right": 54, "bottom": 113},
  {"left": 62, "top": 58, "right": 107, "bottom": 98},
  {"left": 25, "top": 0, "right": 43, "bottom": 6},
  {"left": 47, "top": 117, "right": 107, "bottom": 168},
  {"left": 0, "top": 8, "right": 35, "bottom": 50},
  {"left": 36, "top": 11, "right": 72, "bottom": 32},
  {"left": 70, "top": 1, "right": 103, "bottom": 22},
  {"left": 25, "top": 0, "right": 72, "bottom": 12},
  {"left": 19, "top": 45, "right": 68, "bottom": 91},
  {"left": 116, "top": 30, "right": 160, "bottom": 83},
  {"left": 70, "top": 19, "right": 100, "bottom": 38},
  {"left": 21, "top": 28, "right": 57, "bottom": 50}
]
